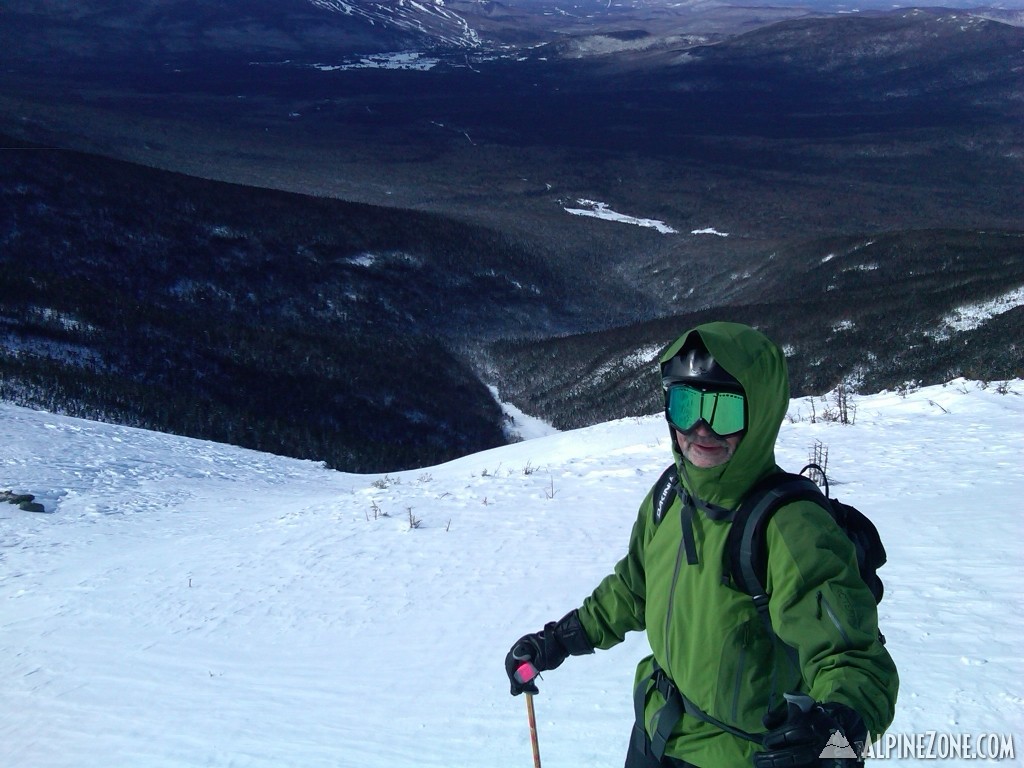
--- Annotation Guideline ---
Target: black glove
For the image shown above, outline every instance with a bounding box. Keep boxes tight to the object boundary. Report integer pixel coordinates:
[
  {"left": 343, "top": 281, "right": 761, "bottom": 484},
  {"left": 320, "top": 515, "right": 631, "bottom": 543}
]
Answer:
[
  {"left": 504, "top": 609, "right": 594, "bottom": 696},
  {"left": 753, "top": 694, "right": 867, "bottom": 768}
]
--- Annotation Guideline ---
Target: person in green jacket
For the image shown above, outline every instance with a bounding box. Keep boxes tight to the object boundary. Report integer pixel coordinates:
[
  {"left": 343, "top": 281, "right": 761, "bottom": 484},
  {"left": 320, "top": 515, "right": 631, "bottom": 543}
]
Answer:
[{"left": 504, "top": 321, "right": 898, "bottom": 767}]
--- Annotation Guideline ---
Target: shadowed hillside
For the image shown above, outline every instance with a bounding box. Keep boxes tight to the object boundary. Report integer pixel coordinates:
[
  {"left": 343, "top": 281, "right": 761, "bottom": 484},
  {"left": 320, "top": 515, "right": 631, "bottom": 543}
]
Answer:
[
  {"left": 0, "top": 134, "right": 590, "bottom": 471},
  {"left": 486, "top": 229, "right": 1024, "bottom": 429},
  {"left": 1, "top": 6, "right": 1022, "bottom": 467}
]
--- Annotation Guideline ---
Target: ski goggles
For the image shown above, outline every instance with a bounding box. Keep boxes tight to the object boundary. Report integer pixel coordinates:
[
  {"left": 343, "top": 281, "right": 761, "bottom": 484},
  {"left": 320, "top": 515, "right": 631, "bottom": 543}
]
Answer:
[{"left": 665, "top": 384, "right": 747, "bottom": 437}]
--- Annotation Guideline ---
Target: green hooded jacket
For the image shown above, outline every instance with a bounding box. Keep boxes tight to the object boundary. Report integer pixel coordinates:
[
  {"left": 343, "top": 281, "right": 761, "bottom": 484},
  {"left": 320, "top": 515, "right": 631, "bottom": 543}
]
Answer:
[{"left": 576, "top": 322, "right": 898, "bottom": 766}]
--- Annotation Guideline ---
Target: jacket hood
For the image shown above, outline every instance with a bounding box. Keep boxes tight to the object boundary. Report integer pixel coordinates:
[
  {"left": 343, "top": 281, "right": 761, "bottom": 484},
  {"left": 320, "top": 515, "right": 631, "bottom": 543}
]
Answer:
[{"left": 659, "top": 321, "right": 789, "bottom": 509}]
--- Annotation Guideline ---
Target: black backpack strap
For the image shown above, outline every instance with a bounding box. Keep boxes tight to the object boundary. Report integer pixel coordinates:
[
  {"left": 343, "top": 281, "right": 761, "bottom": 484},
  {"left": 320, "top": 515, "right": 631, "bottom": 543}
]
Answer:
[
  {"left": 797, "top": 462, "right": 830, "bottom": 497},
  {"left": 651, "top": 464, "right": 680, "bottom": 526},
  {"left": 651, "top": 464, "right": 699, "bottom": 565},
  {"left": 726, "top": 473, "right": 829, "bottom": 676},
  {"left": 633, "top": 662, "right": 764, "bottom": 761},
  {"left": 727, "top": 472, "right": 829, "bottom": 600}
]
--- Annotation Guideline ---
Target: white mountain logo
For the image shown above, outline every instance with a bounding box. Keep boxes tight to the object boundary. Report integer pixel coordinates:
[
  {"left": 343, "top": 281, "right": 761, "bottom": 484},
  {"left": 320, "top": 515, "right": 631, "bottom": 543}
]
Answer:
[{"left": 819, "top": 730, "right": 860, "bottom": 759}]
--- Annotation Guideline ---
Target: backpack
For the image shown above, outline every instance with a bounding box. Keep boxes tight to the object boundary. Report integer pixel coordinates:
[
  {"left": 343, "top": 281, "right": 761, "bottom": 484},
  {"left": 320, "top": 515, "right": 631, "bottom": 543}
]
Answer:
[
  {"left": 637, "top": 463, "right": 888, "bottom": 757},
  {"left": 651, "top": 462, "right": 886, "bottom": 618}
]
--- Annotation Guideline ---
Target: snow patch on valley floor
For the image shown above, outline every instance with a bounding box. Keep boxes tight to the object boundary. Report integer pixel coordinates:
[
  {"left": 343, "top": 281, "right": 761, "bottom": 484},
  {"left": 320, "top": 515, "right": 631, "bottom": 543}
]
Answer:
[{"left": 563, "top": 199, "right": 677, "bottom": 234}]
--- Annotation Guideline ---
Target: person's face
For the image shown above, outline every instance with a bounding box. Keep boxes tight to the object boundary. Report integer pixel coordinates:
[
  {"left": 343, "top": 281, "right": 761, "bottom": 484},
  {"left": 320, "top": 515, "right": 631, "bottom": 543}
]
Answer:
[{"left": 675, "top": 422, "right": 742, "bottom": 468}]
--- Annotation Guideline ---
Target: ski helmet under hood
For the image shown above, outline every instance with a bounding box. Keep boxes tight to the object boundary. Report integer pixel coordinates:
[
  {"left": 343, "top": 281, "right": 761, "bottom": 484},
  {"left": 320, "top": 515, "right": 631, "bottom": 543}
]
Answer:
[{"left": 659, "top": 322, "right": 789, "bottom": 510}]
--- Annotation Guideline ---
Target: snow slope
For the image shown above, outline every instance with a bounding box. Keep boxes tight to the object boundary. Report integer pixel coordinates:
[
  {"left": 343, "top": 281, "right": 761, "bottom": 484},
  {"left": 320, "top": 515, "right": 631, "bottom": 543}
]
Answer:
[
  {"left": 307, "top": 0, "right": 481, "bottom": 49},
  {"left": 1, "top": 380, "right": 1022, "bottom": 767}
]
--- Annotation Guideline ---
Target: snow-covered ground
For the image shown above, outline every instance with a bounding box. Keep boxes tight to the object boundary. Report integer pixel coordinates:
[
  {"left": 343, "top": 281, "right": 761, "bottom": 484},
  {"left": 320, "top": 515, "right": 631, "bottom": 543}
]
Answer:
[
  {"left": 935, "top": 285, "right": 1024, "bottom": 338},
  {"left": 2, "top": 380, "right": 1022, "bottom": 767}
]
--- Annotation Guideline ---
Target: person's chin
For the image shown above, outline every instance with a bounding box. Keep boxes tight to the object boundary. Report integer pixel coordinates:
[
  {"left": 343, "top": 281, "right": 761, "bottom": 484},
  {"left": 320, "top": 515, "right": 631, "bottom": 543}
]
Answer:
[{"left": 686, "top": 445, "right": 730, "bottom": 467}]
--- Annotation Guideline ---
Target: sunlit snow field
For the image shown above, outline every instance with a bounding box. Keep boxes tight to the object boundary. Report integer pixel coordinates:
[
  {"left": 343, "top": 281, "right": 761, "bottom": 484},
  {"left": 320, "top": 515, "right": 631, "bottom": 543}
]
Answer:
[{"left": 1, "top": 380, "right": 1022, "bottom": 767}]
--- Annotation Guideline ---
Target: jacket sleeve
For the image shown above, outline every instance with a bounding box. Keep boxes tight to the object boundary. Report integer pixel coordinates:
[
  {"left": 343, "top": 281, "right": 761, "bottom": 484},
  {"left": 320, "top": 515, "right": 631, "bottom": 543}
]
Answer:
[
  {"left": 575, "top": 490, "right": 652, "bottom": 650},
  {"left": 765, "top": 500, "right": 899, "bottom": 737}
]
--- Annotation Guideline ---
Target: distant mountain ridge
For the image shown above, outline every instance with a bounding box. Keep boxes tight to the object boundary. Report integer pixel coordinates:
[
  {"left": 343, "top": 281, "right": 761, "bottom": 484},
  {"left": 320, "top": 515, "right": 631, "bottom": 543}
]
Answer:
[
  {"left": 0, "top": 4, "right": 1022, "bottom": 470},
  {"left": 0, "top": 0, "right": 481, "bottom": 58},
  {"left": 4, "top": 0, "right": 1023, "bottom": 68},
  {"left": 2, "top": 132, "right": 1021, "bottom": 471}
]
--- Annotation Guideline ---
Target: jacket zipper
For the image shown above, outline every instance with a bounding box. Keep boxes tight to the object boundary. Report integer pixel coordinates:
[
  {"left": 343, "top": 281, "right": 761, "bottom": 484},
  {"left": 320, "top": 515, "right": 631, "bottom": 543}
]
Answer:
[
  {"left": 661, "top": 502, "right": 691, "bottom": 673},
  {"left": 731, "top": 642, "right": 748, "bottom": 722}
]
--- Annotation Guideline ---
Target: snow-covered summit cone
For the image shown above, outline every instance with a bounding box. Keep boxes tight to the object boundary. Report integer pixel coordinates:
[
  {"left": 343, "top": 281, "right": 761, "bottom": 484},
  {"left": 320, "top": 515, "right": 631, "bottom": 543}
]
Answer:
[
  {"left": 0, "top": 0, "right": 486, "bottom": 59},
  {"left": 308, "top": 0, "right": 481, "bottom": 49}
]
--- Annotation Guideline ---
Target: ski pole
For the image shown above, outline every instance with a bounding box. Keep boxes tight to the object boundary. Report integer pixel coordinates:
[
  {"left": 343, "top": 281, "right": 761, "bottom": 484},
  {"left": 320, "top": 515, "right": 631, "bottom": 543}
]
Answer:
[{"left": 514, "top": 660, "right": 542, "bottom": 768}]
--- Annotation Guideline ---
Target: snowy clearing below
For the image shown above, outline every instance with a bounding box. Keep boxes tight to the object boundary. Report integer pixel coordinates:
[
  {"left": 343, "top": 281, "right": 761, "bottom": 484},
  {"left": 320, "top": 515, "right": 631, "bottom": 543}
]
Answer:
[{"left": 1, "top": 379, "right": 1022, "bottom": 767}]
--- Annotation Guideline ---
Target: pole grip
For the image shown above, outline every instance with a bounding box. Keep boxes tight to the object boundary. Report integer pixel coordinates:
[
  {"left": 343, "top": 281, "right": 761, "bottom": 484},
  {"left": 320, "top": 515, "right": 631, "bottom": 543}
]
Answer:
[{"left": 515, "top": 661, "right": 539, "bottom": 685}]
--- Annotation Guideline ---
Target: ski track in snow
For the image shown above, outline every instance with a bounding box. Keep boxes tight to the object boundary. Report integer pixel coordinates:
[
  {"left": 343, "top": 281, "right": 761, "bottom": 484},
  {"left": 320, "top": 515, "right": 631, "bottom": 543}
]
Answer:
[{"left": 1, "top": 380, "right": 1023, "bottom": 767}]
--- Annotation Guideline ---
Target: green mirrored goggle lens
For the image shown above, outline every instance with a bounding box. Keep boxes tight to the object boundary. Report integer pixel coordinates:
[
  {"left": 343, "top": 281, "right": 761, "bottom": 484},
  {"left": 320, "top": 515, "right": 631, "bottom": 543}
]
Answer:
[{"left": 666, "top": 385, "right": 746, "bottom": 436}]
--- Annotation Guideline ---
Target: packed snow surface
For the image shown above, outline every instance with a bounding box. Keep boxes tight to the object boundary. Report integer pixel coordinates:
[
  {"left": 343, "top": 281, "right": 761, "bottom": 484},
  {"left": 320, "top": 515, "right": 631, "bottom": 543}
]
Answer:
[{"left": 2, "top": 380, "right": 1023, "bottom": 767}]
